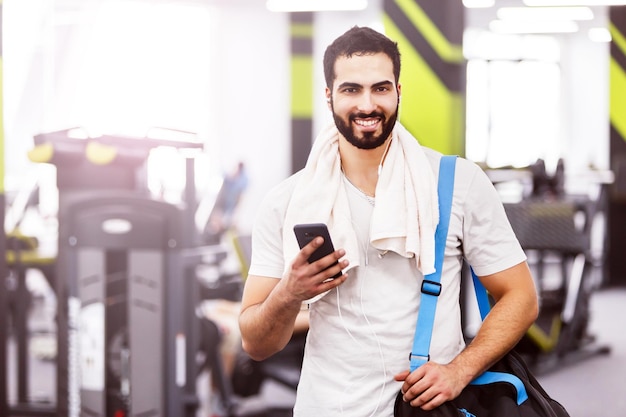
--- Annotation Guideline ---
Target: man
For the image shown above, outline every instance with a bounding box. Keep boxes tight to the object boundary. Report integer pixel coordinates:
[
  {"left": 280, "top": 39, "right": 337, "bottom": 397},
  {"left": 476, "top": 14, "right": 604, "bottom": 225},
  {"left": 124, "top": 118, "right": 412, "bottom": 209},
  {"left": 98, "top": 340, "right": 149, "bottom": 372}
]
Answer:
[{"left": 239, "top": 26, "right": 538, "bottom": 416}]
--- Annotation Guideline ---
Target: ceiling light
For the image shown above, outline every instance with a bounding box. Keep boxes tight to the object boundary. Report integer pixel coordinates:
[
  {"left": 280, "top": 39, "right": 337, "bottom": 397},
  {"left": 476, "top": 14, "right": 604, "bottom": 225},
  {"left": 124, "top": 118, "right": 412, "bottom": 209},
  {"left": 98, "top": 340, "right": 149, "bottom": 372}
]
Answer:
[
  {"left": 266, "top": 0, "right": 368, "bottom": 12},
  {"left": 463, "top": 0, "right": 495, "bottom": 8},
  {"left": 489, "top": 19, "right": 579, "bottom": 34},
  {"left": 588, "top": 27, "right": 612, "bottom": 42},
  {"left": 497, "top": 6, "right": 593, "bottom": 21},
  {"left": 524, "top": 0, "right": 626, "bottom": 6}
]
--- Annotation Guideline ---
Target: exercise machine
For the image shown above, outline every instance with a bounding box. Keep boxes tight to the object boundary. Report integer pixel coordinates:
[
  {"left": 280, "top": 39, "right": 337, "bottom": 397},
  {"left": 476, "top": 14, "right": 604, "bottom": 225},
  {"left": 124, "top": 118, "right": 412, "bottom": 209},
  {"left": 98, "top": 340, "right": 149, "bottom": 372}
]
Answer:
[
  {"left": 505, "top": 198, "right": 611, "bottom": 373},
  {"left": 1, "top": 128, "right": 228, "bottom": 417}
]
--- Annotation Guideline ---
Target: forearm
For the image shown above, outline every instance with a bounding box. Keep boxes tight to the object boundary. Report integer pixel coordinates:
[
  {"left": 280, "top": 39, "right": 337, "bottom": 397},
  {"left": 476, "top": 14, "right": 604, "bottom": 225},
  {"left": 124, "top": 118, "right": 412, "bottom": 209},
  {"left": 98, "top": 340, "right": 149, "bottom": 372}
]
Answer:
[
  {"left": 240, "top": 236, "right": 347, "bottom": 360},
  {"left": 450, "top": 287, "right": 538, "bottom": 385},
  {"left": 239, "top": 280, "right": 303, "bottom": 360}
]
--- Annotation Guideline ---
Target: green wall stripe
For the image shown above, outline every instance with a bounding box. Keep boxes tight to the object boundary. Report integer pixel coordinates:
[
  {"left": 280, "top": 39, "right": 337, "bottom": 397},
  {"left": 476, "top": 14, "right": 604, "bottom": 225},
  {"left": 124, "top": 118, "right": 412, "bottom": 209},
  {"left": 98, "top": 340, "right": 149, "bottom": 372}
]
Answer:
[
  {"left": 419, "top": 0, "right": 463, "bottom": 45},
  {"left": 607, "top": 7, "right": 626, "bottom": 285},
  {"left": 384, "top": 0, "right": 462, "bottom": 92},
  {"left": 610, "top": 57, "right": 626, "bottom": 142},
  {"left": 610, "top": 21, "right": 626, "bottom": 143},
  {"left": 291, "top": 22, "right": 314, "bottom": 38},
  {"left": 395, "top": 0, "right": 463, "bottom": 64},
  {"left": 291, "top": 56, "right": 314, "bottom": 118},
  {"left": 611, "top": 22, "right": 626, "bottom": 54},
  {"left": 610, "top": 22, "right": 626, "bottom": 69},
  {"left": 384, "top": 14, "right": 464, "bottom": 156},
  {"left": 290, "top": 12, "right": 313, "bottom": 173},
  {"left": 291, "top": 21, "right": 314, "bottom": 54}
]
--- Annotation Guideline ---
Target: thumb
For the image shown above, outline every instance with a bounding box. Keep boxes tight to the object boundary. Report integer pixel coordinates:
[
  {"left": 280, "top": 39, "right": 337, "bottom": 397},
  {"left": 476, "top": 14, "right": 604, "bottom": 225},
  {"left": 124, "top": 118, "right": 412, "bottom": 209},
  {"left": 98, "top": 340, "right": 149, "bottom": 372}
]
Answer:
[{"left": 394, "top": 370, "right": 410, "bottom": 382}]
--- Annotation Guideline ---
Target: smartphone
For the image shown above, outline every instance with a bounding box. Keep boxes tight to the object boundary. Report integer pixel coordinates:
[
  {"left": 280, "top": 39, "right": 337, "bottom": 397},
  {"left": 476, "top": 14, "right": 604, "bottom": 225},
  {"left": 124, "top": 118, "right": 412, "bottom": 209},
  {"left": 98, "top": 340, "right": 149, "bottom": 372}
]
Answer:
[{"left": 293, "top": 223, "right": 342, "bottom": 279}]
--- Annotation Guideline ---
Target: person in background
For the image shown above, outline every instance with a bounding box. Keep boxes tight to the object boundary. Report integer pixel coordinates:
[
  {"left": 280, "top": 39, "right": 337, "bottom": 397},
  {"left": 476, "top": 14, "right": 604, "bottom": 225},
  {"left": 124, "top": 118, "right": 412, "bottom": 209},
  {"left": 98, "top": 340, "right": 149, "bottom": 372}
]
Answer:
[
  {"left": 238, "top": 26, "right": 538, "bottom": 416},
  {"left": 203, "top": 161, "right": 249, "bottom": 244}
]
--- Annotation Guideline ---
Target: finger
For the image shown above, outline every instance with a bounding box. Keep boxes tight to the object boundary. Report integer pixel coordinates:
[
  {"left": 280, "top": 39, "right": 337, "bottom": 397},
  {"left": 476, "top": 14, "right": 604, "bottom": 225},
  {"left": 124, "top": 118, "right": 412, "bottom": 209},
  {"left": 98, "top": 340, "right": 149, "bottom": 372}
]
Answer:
[
  {"left": 295, "top": 236, "right": 325, "bottom": 266},
  {"left": 296, "top": 237, "right": 345, "bottom": 269},
  {"left": 402, "top": 372, "right": 428, "bottom": 401},
  {"left": 308, "top": 254, "right": 347, "bottom": 281},
  {"left": 319, "top": 258, "right": 349, "bottom": 282},
  {"left": 414, "top": 392, "right": 446, "bottom": 411},
  {"left": 403, "top": 366, "right": 425, "bottom": 388},
  {"left": 394, "top": 370, "right": 410, "bottom": 382},
  {"left": 317, "top": 270, "right": 349, "bottom": 291}
]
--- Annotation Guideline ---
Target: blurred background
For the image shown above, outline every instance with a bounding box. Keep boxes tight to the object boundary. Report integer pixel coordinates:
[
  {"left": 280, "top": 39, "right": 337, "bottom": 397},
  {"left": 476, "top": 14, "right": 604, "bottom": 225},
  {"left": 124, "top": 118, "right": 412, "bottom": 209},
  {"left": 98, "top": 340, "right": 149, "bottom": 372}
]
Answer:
[{"left": 1, "top": 1, "right": 625, "bottom": 416}]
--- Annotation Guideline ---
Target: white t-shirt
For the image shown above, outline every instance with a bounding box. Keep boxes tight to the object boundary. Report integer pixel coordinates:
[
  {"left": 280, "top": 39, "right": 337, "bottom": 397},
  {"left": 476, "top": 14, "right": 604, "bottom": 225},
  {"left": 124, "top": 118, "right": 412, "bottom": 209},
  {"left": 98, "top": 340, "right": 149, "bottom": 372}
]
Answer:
[{"left": 248, "top": 149, "right": 526, "bottom": 417}]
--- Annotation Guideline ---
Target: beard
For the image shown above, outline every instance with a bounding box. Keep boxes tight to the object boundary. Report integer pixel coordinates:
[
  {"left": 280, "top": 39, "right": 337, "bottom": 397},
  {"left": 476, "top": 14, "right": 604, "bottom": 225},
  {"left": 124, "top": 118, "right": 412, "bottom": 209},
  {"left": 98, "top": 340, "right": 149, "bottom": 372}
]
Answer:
[{"left": 332, "top": 105, "right": 399, "bottom": 150}]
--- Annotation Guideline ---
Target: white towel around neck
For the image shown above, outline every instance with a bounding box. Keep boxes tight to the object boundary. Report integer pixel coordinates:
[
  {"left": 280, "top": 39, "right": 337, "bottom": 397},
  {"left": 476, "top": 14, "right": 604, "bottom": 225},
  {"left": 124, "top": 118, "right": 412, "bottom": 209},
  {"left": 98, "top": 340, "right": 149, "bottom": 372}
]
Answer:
[{"left": 282, "top": 122, "right": 439, "bottom": 283}]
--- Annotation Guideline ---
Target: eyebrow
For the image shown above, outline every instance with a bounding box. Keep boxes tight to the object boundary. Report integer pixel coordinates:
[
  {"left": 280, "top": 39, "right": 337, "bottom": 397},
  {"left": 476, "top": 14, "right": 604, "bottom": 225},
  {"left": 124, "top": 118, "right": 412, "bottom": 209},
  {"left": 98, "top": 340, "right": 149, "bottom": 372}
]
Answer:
[
  {"left": 336, "top": 80, "right": 394, "bottom": 90},
  {"left": 372, "top": 80, "right": 394, "bottom": 89}
]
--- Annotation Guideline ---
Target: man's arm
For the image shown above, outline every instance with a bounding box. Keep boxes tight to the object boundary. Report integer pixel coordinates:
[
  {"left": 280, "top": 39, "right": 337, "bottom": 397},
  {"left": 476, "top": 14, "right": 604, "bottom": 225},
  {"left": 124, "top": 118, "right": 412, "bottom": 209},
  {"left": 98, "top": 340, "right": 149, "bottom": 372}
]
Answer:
[
  {"left": 238, "top": 275, "right": 301, "bottom": 360},
  {"left": 239, "top": 236, "right": 349, "bottom": 361},
  {"left": 396, "top": 261, "right": 538, "bottom": 410}
]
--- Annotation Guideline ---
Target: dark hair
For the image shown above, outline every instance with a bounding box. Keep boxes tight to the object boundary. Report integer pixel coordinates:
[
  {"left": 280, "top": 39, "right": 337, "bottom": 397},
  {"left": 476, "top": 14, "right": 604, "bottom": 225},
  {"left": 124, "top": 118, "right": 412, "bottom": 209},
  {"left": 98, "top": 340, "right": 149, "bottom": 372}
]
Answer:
[{"left": 323, "top": 26, "right": 401, "bottom": 89}]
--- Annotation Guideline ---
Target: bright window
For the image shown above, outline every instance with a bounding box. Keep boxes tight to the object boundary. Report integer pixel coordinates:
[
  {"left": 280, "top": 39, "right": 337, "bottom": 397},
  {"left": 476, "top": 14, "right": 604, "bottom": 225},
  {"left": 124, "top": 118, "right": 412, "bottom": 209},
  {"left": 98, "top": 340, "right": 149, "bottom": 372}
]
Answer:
[{"left": 464, "top": 30, "right": 562, "bottom": 171}]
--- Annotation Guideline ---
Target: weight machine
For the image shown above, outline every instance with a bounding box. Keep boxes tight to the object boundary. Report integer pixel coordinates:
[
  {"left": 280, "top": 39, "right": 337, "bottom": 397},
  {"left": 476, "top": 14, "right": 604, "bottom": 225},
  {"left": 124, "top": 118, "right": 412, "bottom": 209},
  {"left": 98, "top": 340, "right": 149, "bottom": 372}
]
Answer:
[
  {"left": 484, "top": 160, "right": 613, "bottom": 374},
  {"left": 1, "top": 128, "right": 228, "bottom": 417}
]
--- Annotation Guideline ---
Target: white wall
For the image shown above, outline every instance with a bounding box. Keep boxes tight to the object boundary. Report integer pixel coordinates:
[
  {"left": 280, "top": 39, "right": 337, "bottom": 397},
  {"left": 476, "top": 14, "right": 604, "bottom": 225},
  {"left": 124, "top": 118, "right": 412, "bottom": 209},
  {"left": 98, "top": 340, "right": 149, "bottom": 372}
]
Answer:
[
  {"left": 559, "top": 8, "right": 610, "bottom": 174},
  {"left": 464, "top": 4, "right": 611, "bottom": 181},
  {"left": 205, "top": 3, "right": 291, "bottom": 233}
]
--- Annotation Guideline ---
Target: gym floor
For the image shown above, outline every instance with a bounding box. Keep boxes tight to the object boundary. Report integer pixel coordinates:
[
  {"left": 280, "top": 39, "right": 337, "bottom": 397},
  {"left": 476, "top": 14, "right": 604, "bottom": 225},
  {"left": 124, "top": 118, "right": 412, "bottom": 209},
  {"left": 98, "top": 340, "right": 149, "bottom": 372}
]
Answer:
[
  {"left": 5, "top": 272, "right": 626, "bottom": 417},
  {"left": 536, "top": 286, "right": 626, "bottom": 417}
]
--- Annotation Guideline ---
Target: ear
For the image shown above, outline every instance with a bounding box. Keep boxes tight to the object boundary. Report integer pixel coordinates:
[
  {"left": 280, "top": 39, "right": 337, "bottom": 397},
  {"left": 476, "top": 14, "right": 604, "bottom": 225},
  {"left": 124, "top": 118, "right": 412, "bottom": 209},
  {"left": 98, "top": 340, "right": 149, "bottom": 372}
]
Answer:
[
  {"left": 325, "top": 88, "right": 332, "bottom": 108},
  {"left": 397, "top": 83, "right": 402, "bottom": 100}
]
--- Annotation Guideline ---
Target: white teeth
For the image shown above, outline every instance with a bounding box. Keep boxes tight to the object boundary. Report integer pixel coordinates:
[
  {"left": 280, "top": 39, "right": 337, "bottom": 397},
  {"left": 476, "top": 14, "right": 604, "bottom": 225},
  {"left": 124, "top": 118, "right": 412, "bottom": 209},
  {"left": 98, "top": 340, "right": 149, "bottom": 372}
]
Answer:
[{"left": 355, "top": 119, "right": 378, "bottom": 127}]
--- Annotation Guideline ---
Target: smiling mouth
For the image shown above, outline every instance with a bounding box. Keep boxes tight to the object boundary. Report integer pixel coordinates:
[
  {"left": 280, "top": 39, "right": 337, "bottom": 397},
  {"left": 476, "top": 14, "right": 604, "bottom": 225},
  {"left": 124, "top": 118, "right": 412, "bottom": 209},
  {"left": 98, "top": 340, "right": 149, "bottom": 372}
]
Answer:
[{"left": 354, "top": 118, "right": 380, "bottom": 128}]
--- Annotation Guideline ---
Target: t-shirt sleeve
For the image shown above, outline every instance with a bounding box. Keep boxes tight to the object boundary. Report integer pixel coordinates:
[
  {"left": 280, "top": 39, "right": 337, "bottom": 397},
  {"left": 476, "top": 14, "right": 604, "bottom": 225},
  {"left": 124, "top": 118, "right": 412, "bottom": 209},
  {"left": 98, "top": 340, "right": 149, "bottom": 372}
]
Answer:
[
  {"left": 460, "top": 160, "right": 527, "bottom": 276},
  {"left": 247, "top": 181, "right": 291, "bottom": 279}
]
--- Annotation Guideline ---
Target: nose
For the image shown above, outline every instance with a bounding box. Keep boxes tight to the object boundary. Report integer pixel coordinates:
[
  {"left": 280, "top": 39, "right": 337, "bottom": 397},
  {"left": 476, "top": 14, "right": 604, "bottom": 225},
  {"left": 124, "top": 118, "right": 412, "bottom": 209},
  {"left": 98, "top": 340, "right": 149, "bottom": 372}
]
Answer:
[{"left": 357, "top": 92, "right": 376, "bottom": 113}]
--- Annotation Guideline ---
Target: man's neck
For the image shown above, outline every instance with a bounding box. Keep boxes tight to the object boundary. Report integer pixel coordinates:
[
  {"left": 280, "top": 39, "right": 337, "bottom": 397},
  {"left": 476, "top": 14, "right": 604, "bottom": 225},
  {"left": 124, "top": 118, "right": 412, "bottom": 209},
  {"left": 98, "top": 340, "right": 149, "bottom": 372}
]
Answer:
[{"left": 338, "top": 136, "right": 392, "bottom": 197}]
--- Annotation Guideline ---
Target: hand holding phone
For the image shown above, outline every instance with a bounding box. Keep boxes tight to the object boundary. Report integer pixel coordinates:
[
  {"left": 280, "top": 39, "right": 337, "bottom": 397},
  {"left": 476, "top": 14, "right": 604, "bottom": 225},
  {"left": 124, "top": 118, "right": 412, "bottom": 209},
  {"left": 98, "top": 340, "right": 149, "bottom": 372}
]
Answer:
[{"left": 293, "top": 223, "right": 342, "bottom": 279}]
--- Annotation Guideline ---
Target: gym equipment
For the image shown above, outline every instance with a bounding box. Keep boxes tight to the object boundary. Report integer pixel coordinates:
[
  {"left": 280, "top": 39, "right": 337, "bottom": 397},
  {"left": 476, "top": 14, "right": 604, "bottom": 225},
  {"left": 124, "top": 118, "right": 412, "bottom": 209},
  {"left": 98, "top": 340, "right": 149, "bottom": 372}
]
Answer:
[
  {"left": 1, "top": 128, "right": 230, "bottom": 417},
  {"left": 55, "top": 192, "right": 215, "bottom": 417},
  {"left": 504, "top": 198, "right": 611, "bottom": 373},
  {"left": 481, "top": 159, "right": 612, "bottom": 374},
  {"left": 1, "top": 171, "right": 57, "bottom": 416}
]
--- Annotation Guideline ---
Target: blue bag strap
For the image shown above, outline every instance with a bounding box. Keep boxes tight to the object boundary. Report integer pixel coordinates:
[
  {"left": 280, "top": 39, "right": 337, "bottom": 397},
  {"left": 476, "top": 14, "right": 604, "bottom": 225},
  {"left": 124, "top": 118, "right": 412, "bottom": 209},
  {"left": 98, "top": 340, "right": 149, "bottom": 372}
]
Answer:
[
  {"left": 470, "top": 267, "right": 491, "bottom": 320},
  {"left": 408, "top": 156, "right": 529, "bottom": 406},
  {"left": 409, "top": 155, "right": 456, "bottom": 371},
  {"left": 471, "top": 371, "right": 529, "bottom": 404}
]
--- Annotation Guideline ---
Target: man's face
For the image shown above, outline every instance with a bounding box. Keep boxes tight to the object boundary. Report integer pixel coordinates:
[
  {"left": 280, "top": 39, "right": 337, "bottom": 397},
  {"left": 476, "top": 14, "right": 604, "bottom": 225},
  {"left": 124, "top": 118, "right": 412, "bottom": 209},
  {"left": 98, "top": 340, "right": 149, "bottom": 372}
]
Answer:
[{"left": 327, "top": 52, "right": 400, "bottom": 150}]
